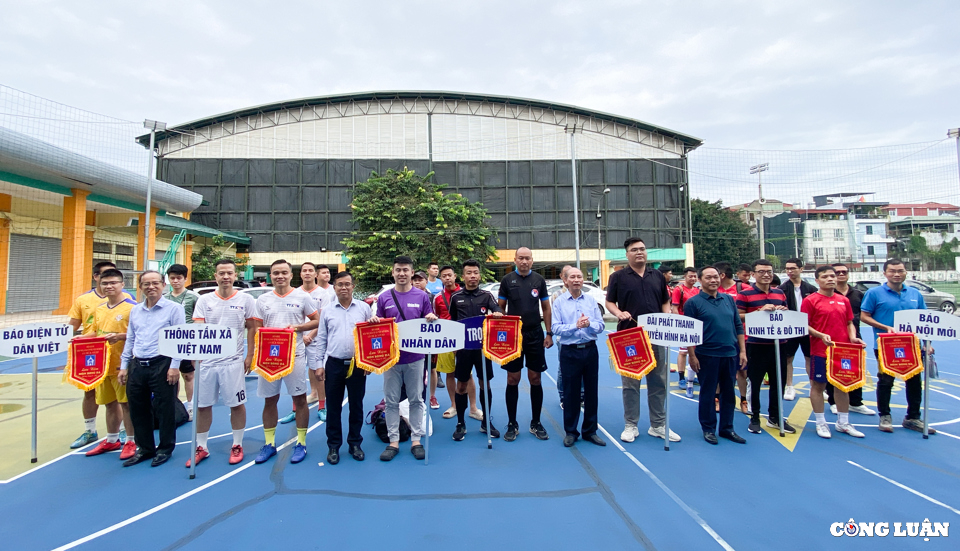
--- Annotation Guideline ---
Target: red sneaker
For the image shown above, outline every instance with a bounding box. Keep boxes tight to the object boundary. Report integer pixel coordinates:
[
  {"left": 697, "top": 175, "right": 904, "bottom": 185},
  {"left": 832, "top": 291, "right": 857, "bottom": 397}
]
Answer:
[
  {"left": 85, "top": 440, "right": 121, "bottom": 457},
  {"left": 185, "top": 446, "right": 209, "bottom": 468},
  {"left": 429, "top": 395, "right": 440, "bottom": 409},
  {"left": 229, "top": 445, "right": 244, "bottom": 465},
  {"left": 119, "top": 440, "right": 137, "bottom": 460}
]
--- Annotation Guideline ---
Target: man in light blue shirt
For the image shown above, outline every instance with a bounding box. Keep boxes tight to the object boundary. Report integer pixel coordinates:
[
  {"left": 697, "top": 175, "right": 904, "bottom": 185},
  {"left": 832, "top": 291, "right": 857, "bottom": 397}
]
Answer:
[
  {"left": 315, "top": 271, "right": 373, "bottom": 465},
  {"left": 860, "top": 258, "right": 934, "bottom": 434},
  {"left": 551, "top": 268, "right": 606, "bottom": 447},
  {"left": 117, "top": 271, "right": 186, "bottom": 467}
]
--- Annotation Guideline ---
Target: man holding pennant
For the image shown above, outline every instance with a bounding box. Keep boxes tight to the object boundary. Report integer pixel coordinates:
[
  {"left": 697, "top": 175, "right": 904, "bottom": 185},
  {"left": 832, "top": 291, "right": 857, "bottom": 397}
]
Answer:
[
  {"left": 372, "top": 255, "right": 436, "bottom": 461},
  {"left": 605, "top": 237, "right": 679, "bottom": 443},
  {"left": 315, "top": 271, "right": 372, "bottom": 465},
  {"left": 551, "top": 267, "right": 606, "bottom": 447},
  {"left": 448, "top": 259, "right": 503, "bottom": 441},
  {"left": 802, "top": 265, "right": 866, "bottom": 439},
  {"left": 188, "top": 259, "right": 258, "bottom": 466},
  {"left": 861, "top": 259, "right": 935, "bottom": 434},
  {"left": 683, "top": 266, "right": 748, "bottom": 445},
  {"left": 250, "top": 260, "right": 320, "bottom": 465}
]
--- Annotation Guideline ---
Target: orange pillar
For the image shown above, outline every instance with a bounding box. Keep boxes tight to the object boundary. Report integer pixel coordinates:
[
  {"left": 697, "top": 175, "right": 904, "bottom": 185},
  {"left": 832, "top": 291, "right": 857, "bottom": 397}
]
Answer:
[
  {"left": 55, "top": 190, "right": 90, "bottom": 314},
  {"left": 83, "top": 210, "right": 95, "bottom": 290},
  {"left": 183, "top": 242, "right": 193, "bottom": 281}
]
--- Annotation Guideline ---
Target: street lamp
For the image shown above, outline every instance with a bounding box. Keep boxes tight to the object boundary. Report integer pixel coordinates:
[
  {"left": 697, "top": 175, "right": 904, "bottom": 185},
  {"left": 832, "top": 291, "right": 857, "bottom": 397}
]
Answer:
[
  {"left": 596, "top": 188, "right": 611, "bottom": 282},
  {"left": 750, "top": 163, "right": 769, "bottom": 259},
  {"left": 949, "top": 128, "right": 960, "bottom": 201},
  {"left": 142, "top": 119, "right": 167, "bottom": 271},
  {"left": 765, "top": 240, "right": 776, "bottom": 256}
]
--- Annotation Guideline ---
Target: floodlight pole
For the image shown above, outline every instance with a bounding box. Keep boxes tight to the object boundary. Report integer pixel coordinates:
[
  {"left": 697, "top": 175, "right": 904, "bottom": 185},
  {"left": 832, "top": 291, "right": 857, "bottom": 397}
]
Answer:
[
  {"left": 142, "top": 120, "right": 166, "bottom": 271},
  {"left": 568, "top": 125, "right": 581, "bottom": 270},
  {"left": 750, "top": 163, "right": 769, "bottom": 260},
  {"left": 789, "top": 217, "right": 801, "bottom": 259},
  {"left": 597, "top": 188, "right": 610, "bottom": 282},
  {"left": 949, "top": 129, "right": 960, "bottom": 200}
]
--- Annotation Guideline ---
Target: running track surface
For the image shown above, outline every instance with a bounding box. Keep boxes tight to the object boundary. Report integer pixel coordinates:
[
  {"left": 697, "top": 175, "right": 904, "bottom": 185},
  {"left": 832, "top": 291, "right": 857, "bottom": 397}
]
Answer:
[{"left": 1, "top": 325, "right": 958, "bottom": 550}]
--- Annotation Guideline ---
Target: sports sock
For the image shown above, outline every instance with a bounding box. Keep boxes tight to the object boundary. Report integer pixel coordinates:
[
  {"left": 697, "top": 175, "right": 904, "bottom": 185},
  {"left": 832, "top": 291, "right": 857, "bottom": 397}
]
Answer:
[
  {"left": 506, "top": 384, "right": 519, "bottom": 424},
  {"left": 198, "top": 431, "right": 209, "bottom": 450},
  {"left": 84, "top": 418, "right": 96, "bottom": 432},
  {"left": 318, "top": 399, "right": 325, "bottom": 409},
  {"left": 264, "top": 427, "right": 276, "bottom": 446},
  {"left": 106, "top": 432, "right": 119, "bottom": 443},
  {"left": 233, "top": 429, "right": 244, "bottom": 447},
  {"left": 838, "top": 412, "right": 849, "bottom": 425},
  {"left": 455, "top": 392, "right": 468, "bottom": 424},
  {"left": 297, "top": 427, "right": 307, "bottom": 445},
  {"left": 184, "top": 399, "right": 193, "bottom": 412},
  {"left": 119, "top": 421, "right": 125, "bottom": 432},
  {"left": 530, "top": 384, "right": 543, "bottom": 423},
  {"left": 815, "top": 412, "right": 826, "bottom": 424}
]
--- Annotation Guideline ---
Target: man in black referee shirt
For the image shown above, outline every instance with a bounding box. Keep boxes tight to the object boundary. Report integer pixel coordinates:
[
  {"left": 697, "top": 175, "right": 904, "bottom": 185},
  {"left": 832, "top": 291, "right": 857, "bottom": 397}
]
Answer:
[
  {"left": 449, "top": 259, "right": 503, "bottom": 441},
  {"left": 497, "top": 247, "right": 554, "bottom": 441}
]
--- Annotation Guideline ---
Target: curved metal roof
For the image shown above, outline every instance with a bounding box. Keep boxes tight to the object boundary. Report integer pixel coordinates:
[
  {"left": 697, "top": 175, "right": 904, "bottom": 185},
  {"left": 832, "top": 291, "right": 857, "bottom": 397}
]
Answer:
[{"left": 138, "top": 90, "right": 703, "bottom": 149}]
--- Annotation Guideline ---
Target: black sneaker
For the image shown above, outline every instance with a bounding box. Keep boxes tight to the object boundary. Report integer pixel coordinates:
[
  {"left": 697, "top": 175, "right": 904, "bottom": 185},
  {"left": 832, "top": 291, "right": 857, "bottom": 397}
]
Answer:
[
  {"left": 503, "top": 422, "right": 519, "bottom": 442},
  {"left": 766, "top": 418, "right": 797, "bottom": 434},
  {"left": 530, "top": 422, "right": 549, "bottom": 440},
  {"left": 453, "top": 423, "right": 467, "bottom": 441},
  {"left": 479, "top": 422, "right": 501, "bottom": 438},
  {"left": 747, "top": 420, "right": 762, "bottom": 434}
]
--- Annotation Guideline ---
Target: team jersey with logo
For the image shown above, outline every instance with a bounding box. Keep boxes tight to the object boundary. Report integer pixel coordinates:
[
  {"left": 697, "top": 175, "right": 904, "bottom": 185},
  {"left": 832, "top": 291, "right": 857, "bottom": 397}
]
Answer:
[
  {"left": 670, "top": 284, "right": 700, "bottom": 315},
  {"left": 252, "top": 288, "right": 318, "bottom": 356},
  {"left": 301, "top": 286, "right": 333, "bottom": 311},
  {"left": 193, "top": 290, "right": 257, "bottom": 367},
  {"left": 69, "top": 289, "right": 133, "bottom": 333},
  {"left": 90, "top": 298, "right": 137, "bottom": 375},
  {"left": 801, "top": 291, "right": 854, "bottom": 358}
]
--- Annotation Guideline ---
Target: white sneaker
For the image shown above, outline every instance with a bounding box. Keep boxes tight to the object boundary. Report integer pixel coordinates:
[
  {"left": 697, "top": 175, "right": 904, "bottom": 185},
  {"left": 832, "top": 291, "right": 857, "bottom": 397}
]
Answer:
[
  {"left": 822, "top": 391, "right": 829, "bottom": 401},
  {"left": 783, "top": 386, "right": 796, "bottom": 401},
  {"left": 185, "top": 402, "right": 194, "bottom": 422},
  {"left": 648, "top": 425, "right": 681, "bottom": 442},
  {"left": 830, "top": 404, "right": 838, "bottom": 415},
  {"left": 620, "top": 425, "right": 639, "bottom": 443},
  {"left": 836, "top": 422, "right": 865, "bottom": 438},
  {"left": 816, "top": 422, "right": 832, "bottom": 439},
  {"left": 849, "top": 404, "right": 876, "bottom": 416}
]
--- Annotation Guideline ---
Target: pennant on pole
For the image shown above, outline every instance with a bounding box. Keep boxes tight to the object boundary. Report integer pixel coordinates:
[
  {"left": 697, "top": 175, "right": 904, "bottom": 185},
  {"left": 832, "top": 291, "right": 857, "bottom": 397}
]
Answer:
[
  {"left": 482, "top": 316, "right": 522, "bottom": 364},
  {"left": 354, "top": 318, "right": 400, "bottom": 374},
  {"left": 877, "top": 332, "right": 924, "bottom": 381},
  {"left": 64, "top": 336, "right": 110, "bottom": 391},
  {"left": 605, "top": 326, "right": 657, "bottom": 380},
  {"left": 252, "top": 327, "right": 296, "bottom": 382},
  {"left": 825, "top": 342, "right": 867, "bottom": 393}
]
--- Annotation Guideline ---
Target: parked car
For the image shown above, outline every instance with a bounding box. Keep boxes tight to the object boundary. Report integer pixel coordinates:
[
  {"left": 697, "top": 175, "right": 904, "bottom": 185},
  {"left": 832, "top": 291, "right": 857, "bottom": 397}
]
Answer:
[
  {"left": 363, "top": 284, "right": 396, "bottom": 306},
  {"left": 546, "top": 283, "right": 607, "bottom": 315},
  {"left": 188, "top": 280, "right": 253, "bottom": 295},
  {"left": 241, "top": 286, "right": 274, "bottom": 300},
  {"left": 852, "top": 280, "right": 955, "bottom": 314}
]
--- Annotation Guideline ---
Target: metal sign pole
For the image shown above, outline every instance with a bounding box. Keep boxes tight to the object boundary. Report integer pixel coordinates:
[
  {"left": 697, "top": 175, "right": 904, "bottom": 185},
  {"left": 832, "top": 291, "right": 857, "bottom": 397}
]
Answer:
[
  {"left": 424, "top": 353, "right": 431, "bottom": 465},
  {"left": 923, "top": 341, "right": 930, "bottom": 439},
  {"left": 189, "top": 361, "right": 200, "bottom": 479},
  {"left": 31, "top": 357, "right": 38, "bottom": 463},
  {"left": 662, "top": 347, "right": 670, "bottom": 451},
  {"left": 486, "top": 364, "right": 493, "bottom": 450},
  {"left": 773, "top": 341, "right": 786, "bottom": 438}
]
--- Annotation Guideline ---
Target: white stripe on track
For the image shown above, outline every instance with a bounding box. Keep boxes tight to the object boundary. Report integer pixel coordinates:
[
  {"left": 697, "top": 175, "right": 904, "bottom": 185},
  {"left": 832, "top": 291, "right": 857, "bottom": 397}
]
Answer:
[{"left": 847, "top": 461, "right": 960, "bottom": 516}]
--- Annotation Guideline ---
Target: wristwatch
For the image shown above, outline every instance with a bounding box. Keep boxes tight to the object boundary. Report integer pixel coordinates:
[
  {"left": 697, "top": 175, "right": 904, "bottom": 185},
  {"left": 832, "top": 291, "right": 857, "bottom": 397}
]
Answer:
[{"left": 546, "top": 331, "right": 554, "bottom": 336}]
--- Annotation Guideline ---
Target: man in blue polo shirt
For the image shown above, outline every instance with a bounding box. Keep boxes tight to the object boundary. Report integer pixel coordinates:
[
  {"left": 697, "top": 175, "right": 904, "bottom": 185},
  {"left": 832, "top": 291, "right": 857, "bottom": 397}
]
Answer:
[
  {"left": 684, "top": 266, "right": 748, "bottom": 445},
  {"left": 861, "top": 258, "right": 935, "bottom": 434}
]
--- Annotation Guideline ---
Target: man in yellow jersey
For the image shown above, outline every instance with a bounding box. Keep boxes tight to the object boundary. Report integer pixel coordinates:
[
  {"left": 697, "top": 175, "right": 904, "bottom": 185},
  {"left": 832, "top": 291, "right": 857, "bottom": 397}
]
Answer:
[
  {"left": 67, "top": 261, "right": 132, "bottom": 449},
  {"left": 83, "top": 269, "right": 140, "bottom": 460}
]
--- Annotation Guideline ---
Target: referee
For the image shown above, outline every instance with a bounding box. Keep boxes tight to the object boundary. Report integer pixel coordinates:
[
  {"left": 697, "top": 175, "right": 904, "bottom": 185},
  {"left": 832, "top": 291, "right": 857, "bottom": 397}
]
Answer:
[{"left": 118, "top": 271, "right": 186, "bottom": 467}]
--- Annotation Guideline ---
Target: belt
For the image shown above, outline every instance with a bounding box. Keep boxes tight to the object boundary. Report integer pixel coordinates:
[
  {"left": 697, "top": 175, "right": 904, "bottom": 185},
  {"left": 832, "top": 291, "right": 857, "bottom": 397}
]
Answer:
[
  {"left": 565, "top": 342, "right": 596, "bottom": 349},
  {"left": 329, "top": 356, "right": 353, "bottom": 366},
  {"left": 134, "top": 356, "right": 167, "bottom": 366}
]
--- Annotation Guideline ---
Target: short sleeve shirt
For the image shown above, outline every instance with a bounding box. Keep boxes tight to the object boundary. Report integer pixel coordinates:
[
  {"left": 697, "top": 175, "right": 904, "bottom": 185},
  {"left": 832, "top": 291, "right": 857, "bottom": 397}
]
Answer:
[
  {"left": 193, "top": 290, "right": 257, "bottom": 367},
  {"left": 70, "top": 289, "right": 133, "bottom": 333},
  {"left": 163, "top": 290, "right": 198, "bottom": 323},
  {"left": 253, "top": 288, "right": 318, "bottom": 356},
  {"left": 376, "top": 287, "right": 434, "bottom": 364},
  {"left": 302, "top": 286, "right": 333, "bottom": 311},
  {"left": 605, "top": 266, "right": 670, "bottom": 330},
  {"left": 860, "top": 283, "right": 927, "bottom": 349},
  {"left": 671, "top": 284, "right": 700, "bottom": 315},
  {"left": 498, "top": 270, "right": 549, "bottom": 335},
  {"left": 91, "top": 298, "right": 137, "bottom": 375},
  {"left": 736, "top": 287, "right": 788, "bottom": 345},
  {"left": 801, "top": 292, "right": 854, "bottom": 358}
]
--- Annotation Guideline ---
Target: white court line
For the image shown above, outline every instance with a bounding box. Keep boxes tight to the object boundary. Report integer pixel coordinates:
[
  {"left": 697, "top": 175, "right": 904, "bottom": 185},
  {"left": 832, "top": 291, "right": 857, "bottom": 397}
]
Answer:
[
  {"left": 935, "top": 429, "right": 960, "bottom": 441},
  {"left": 847, "top": 461, "right": 960, "bottom": 516},
  {"left": 51, "top": 397, "right": 345, "bottom": 551},
  {"left": 544, "top": 372, "right": 734, "bottom": 551}
]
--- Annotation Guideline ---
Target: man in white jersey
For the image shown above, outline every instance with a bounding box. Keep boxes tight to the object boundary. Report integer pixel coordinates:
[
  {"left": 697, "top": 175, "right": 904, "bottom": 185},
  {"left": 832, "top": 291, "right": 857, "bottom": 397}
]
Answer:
[
  {"left": 251, "top": 259, "right": 320, "bottom": 465},
  {"left": 187, "top": 259, "right": 257, "bottom": 467},
  {"left": 282, "top": 262, "right": 334, "bottom": 425}
]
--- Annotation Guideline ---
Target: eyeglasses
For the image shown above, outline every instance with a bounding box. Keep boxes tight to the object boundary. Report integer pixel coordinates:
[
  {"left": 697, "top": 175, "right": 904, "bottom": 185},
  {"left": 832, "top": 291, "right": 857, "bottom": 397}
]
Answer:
[
  {"left": 754, "top": 270, "right": 773, "bottom": 275},
  {"left": 141, "top": 281, "right": 163, "bottom": 287},
  {"left": 834, "top": 270, "right": 848, "bottom": 275}
]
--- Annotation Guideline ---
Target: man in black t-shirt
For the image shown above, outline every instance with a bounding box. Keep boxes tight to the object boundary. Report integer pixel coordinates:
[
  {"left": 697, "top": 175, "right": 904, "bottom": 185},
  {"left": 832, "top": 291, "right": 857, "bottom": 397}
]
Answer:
[{"left": 497, "top": 247, "right": 553, "bottom": 442}]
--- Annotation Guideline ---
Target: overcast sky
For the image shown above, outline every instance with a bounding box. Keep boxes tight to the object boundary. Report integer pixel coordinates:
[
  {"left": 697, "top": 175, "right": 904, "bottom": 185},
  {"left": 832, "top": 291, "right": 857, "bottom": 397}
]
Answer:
[{"left": 2, "top": 1, "right": 959, "bottom": 203}]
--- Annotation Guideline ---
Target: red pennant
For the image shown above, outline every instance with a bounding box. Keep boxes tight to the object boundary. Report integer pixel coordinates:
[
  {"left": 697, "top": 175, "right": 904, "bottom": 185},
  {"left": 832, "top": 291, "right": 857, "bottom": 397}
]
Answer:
[
  {"left": 877, "top": 332, "right": 923, "bottom": 381},
  {"left": 354, "top": 318, "right": 400, "bottom": 374},
  {"left": 826, "top": 342, "right": 866, "bottom": 393},
  {"left": 605, "top": 326, "right": 657, "bottom": 380},
  {"left": 482, "top": 316, "right": 523, "bottom": 364},
  {"left": 252, "top": 327, "right": 296, "bottom": 382},
  {"left": 64, "top": 336, "right": 110, "bottom": 391}
]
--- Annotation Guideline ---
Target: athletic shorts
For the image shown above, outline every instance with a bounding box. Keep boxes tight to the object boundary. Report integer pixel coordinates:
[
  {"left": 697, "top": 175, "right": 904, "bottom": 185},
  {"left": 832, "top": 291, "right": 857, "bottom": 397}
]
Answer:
[
  {"left": 502, "top": 332, "right": 548, "bottom": 373},
  {"left": 436, "top": 351, "right": 456, "bottom": 374},
  {"left": 455, "top": 349, "right": 495, "bottom": 383},
  {"left": 173, "top": 359, "right": 195, "bottom": 374},
  {"left": 257, "top": 354, "right": 308, "bottom": 398},
  {"left": 810, "top": 355, "right": 828, "bottom": 384},
  {"left": 781, "top": 335, "right": 810, "bottom": 359},
  {"left": 199, "top": 361, "right": 247, "bottom": 408},
  {"left": 95, "top": 375, "right": 127, "bottom": 405}
]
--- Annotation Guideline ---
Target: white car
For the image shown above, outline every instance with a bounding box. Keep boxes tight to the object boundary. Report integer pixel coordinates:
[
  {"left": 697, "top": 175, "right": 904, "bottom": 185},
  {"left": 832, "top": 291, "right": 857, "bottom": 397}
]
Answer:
[{"left": 546, "top": 283, "right": 607, "bottom": 315}]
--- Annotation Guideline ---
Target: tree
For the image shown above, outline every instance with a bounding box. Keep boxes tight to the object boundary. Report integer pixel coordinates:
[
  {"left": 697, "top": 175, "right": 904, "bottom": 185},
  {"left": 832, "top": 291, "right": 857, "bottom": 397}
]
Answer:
[
  {"left": 190, "top": 235, "right": 249, "bottom": 282},
  {"left": 690, "top": 198, "right": 759, "bottom": 268},
  {"left": 343, "top": 168, "right": 498, "bottom": 290}
]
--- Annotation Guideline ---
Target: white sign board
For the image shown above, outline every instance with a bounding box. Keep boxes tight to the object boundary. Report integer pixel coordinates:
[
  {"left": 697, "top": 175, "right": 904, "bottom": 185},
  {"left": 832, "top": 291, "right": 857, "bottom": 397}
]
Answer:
[
  {"left": 894, "top": 310, "right": 960, "bottom": 341},
  {"left": 158, "top": 324, "right": 238, "bottom": 360},
  {"left": 744, "top": 310, "right": 809, "bottom": 341},
  {"left": 0, "top": 323, "right": 72, "bottom": 358},
  {"left": 397, "top": 319, "right": 465, "bottom": 353},
  {"left": 638, "top": 313, "right": 703, "bottom": 346}
]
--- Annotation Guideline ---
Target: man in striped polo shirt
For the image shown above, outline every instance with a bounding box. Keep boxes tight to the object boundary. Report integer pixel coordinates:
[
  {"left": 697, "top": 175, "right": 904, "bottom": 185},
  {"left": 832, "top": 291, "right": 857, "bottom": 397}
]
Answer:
[{"left": 735, "top": 259, "right": 795, "bottom": 435}]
